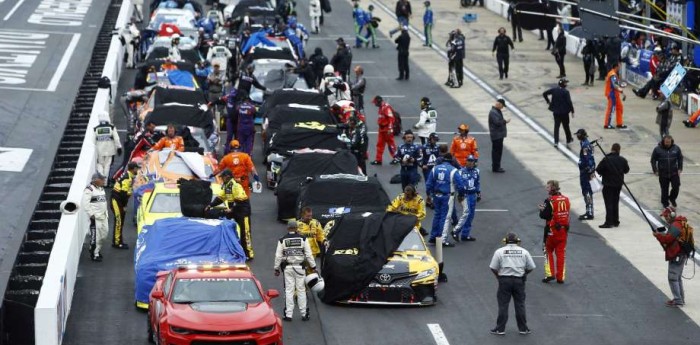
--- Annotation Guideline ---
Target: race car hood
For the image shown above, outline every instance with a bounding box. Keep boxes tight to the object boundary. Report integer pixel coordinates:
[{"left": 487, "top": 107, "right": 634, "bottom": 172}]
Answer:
[{"left": 167, "top": 302, "right": 276, "bottom": 330}]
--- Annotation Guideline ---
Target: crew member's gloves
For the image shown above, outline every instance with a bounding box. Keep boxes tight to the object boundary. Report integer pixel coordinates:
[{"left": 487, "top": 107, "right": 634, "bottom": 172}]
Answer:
[
  {"left": 253, "top": 174, "right": 260, "bottom": 182},
  {"left": 477, "top": 193, "right": 482, "bottom": 202},
  {"left": 117, "top": 148, "right": 123, "bottom": 155},
  {"left": 274, "top": 269, "right": 280, "bottom": 276}
]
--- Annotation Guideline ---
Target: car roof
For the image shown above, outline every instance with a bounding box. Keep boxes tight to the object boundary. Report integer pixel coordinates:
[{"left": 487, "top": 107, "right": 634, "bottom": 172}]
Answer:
[{"left": 172, "top": 266, "right": 256, "bottom": 280}]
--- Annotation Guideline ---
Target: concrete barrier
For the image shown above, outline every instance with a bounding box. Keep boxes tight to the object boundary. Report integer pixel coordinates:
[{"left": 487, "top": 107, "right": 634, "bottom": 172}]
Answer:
[{"left": 33, "top": 1, "right": 133, "bottom": 344}]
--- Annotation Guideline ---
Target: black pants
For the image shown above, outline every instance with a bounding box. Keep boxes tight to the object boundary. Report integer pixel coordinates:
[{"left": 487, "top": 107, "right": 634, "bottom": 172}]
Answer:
[
  {"left": 232, "top": 200, "right": 254, "bottom": 259},
  {"left": 492, "top": 138, "right": 504, "bottom": 171},
  {"left": 496, "top": 54, "right": 509, "bottom": 78},
  {"left": 495, "top": 276, "right": 529, "bottom": 332},
  {"left": 398, "top": 52, "right": 409, "bottom": 79},
  {"left": 583, "top": 58, "right": 594, "bottom": 84},
  {"left": 659, "top": 174, "right": 681, "bottom": 207},
  {"left": 553, "top": 113, "right": 572, "bottom": 144},
  {"left": 602, "top": 185, "right": 622, "bottom": 225},
  {"left": 555, "top": 54, "right": 566, "bottom": 76},
  {"left": 110, "top": 192, "right": 128, "bottom": 246},
  {"left": 659, "top": 114, "right": 670, "bottom": 138},
  {"left": 353, "top": 151, "right": 367, "bottom": 175},
  {"left": 545, "top": 29, "right": 555, "bottom": 49},
  {"left": 596, "top": 55, "right": 607, "bottom": 79},
  {"left": 455, "top": 58, "right": 464, "bottom": 84},
  {"left": 511, "top": 21, "right": 523, "bottom": 42}
]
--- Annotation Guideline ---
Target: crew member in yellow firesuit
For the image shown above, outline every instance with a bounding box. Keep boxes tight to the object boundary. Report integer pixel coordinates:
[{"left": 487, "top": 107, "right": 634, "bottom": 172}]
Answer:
[
  {"left": 206, "top": 169, "right": 255, "bottom": 259},
  {"left": 387, "top": 184, "right": 427, "bottom": 235},
  {"left": 296, "top": 206, "right": 326, "bottom": 259},
  {"left": 111, "top": 162, "right": 139, "bottom": 249}
]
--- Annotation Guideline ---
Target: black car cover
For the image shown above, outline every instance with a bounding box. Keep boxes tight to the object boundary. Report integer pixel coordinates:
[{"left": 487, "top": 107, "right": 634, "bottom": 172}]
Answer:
[
  {"left": 229, "top": 1, "right": 275, "bottom": 20},
  {"left": 320, "top": 212, "right": 416, "bottom": 303},
  {"left": 266, "top": 122, "right": 345, "bottom": 156},
  {"left": 245, "top": 46, "right": 296, "bottom": 63},
  {"left": 146, "top": 47, "right": 203, "bottom": 64},
  {"left": 144, "top": 104, "right": 215, "bottom": 137},
  {"left": 260, "top": 88, "right": 328, "bottom": 115},
  {"left": 264, "top": 105, "right": 336, "bottom": 153},
  {"left": 276, "top": 151, "right": 358, "bottom": 220},
  {"left": 296, "top": 174, "right": 390, "bottom": 226},
  {"left": 515, "top": 1, "right": 556, "bottom": 31},
  {"left": 178, "top": 178, "right": 212, "bottom": 217},
  {"left": 151, "top": 86, "right": 207, "bottom": 106}
]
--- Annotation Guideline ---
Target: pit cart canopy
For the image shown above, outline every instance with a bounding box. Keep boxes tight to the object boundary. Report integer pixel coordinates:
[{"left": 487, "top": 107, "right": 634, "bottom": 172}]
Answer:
[
  {"left": 266, "top": 122, "right": 345, "bottom": 156},
  {"left": 276, "top": 150, "right": 359, "bottom": 220},
  {"left": 150, "top": 86, "right": 207, "bottom": 106},
  {"left": 260, "top": 88, "right": 328, "bottom": 115},
  {"left": 144, "top": 103, "right": 215, "bottom": 137},
  {"left": 296, "top": 174, "right": 391, "bottom": 226},
  {"left": 134, "top": 217, "right": 246, "bottom": 306},
  {"left": 320, "top": 212, "right": 416, "bottom": 303},
  {"left": 146, "top": 46, "right": 204, "bottom": 64}
]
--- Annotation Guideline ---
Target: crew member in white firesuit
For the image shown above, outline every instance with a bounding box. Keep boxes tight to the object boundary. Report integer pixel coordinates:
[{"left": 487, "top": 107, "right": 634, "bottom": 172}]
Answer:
[
  {"left": 309, "top": 0, "right": 322, "bottom": 34},
  {"left": 122, "top": 20, "right": 141, "bottom": 68},
  {"left": 413, "top": 96, "right": 437, "bottom": 144},
  {"left": 169, "top": 34, "right": 182, "bottom": 61},
  {"left": 93, "top": 112, "right": 122, "bottom": 178},
  {"left": 82, "top": 173, "right": 109, "bottom": 262},
  {"left": 319, "top": 64, "right": 351, "bottom": 105},
  {"left": 274, "top": 220, "right": 318, "bottom": 322}
]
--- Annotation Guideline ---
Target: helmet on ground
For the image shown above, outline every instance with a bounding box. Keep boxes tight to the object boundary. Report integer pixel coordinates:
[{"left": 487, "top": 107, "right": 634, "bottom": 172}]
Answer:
[
  {"left": 368, "top": 4, "right": 374, "bottom": 10},
  {"left": 661, "top": 207, "right": 676, "bottom": 220},
  {"left": 458, "top": 123, "right": 469, "bottom": 132},
  {"left": 323, "top": 64, "right": 335, "bottom": 76},
  {"left": 230, "top": 139, "right": 240, "bottom": 148},
  {"left": 429, "top": 133, "right": 439, "bottom": 141},
  {"left": 304, "top": 273, "right": 325, "bottom": 294}
]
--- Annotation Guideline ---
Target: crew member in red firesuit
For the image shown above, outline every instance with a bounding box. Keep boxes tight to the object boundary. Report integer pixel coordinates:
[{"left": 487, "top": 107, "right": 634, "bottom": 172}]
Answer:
[
  {"left": 370, "top": 95, "right": 397, "bottom": 165},
  {"left": 538, "top": 180, "right": 571, "bottom": 284},
  {"left": 236, "top": 90, "right": 257, "bottom": 155}
]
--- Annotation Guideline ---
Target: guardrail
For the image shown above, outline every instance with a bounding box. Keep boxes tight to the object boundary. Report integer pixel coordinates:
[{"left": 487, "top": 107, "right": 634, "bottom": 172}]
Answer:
[{"left": 33, "top": 1, "right": 133, "bottom": 344}]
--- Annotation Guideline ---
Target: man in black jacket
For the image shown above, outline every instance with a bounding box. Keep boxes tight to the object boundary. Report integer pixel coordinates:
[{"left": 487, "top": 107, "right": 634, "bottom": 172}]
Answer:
[
  {"left": 596, "top": 143, "right": 629, "bottom": 228},
  {"left": 395, "top": 26, "right": 411, "bottom": 80},
  {"left": 492, "top": 27, "right": 515, "bottom": 80},
  {"left": 650, "top": 135, "right": 683, "bottom": 208},
  {"left": 309, "top": 47, "right": 329, "bottom": 86},
  {"left": 553, "top": 26, "right": 567, "bottom": 78},
  {"left": 542, "top": 78, "right": 574, "bottom": 146},
  {"left": 489, "top": 99, "right": 510, "bottom": 173},
  {"left": 331, "top": 38, "right": 353, "bottom": 81}
]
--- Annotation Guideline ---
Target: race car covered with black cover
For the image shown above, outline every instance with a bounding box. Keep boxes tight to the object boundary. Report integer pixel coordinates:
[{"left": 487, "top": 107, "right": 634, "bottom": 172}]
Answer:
[
  {"left": 259, "top": 88, "right": 328, "bottom": 115},
  {"left": 144, "top": 103, "right": 216, "bottom": 137},
  {"left": 145, "top": 46, "right": 204, "bottom": 64},
  {"left": 266, "top": 122, "right": 345, "bottom": 156},
  {"left": 276, "top": 150, "right": 359, "bottom": 220},
  {"left": 296, "top": 174, "right": 390, "bottom": 226},
  {"left": 320, "top": 212, "right": 438, "bottom": 305},
  {"left": 148, "top": 85, "right": 207, "bottom": 106},
  {"left": 262, "top": 104, "right": 336, "bottom": 149}
]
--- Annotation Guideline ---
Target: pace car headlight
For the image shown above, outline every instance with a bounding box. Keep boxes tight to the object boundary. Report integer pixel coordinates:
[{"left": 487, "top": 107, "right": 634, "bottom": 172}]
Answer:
[
  {"left": 170, "top": 326, "right": 195, "bottom": 335},
  {"left": 414, "top": 268, "right": 436, "bottom": 280},
  {"left": 253, "top": 324, "right": 275, "bottom": 334}
]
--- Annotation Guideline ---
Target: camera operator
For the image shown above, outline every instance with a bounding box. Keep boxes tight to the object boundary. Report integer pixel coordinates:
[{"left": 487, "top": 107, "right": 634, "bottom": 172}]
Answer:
[
  {"left": 319, "top": 64, "right": 351, "bottom": 104},
  {"left": 653, "top": 207, "right": 692, "bottom": 308}
]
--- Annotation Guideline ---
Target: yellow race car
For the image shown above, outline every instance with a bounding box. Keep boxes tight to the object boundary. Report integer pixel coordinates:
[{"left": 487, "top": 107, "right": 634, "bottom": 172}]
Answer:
[{"left": 136, "top": 182, "right": 223, "bottom": 233}]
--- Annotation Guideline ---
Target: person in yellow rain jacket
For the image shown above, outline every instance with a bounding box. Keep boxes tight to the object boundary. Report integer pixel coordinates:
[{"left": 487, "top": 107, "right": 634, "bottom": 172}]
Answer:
[
  {"left": 387, "top": 184, "right": 427, "bottom": 234},
  {"left": 111, "top": 162, "right": 139, "bottom": 249},
  {"left": 207, "top": 169, "right": 254, "bottom": 259},
  {"left": 297, "top": 206, "right": 326, "bottom": 258}
]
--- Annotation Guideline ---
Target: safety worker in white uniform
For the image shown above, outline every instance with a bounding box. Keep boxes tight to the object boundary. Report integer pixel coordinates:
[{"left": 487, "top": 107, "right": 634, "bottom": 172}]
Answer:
[
  {"left": 122, "top": 20, "right": 141, "bottom": 68},
  {"left": 489, "top": 232, "right": 535, "bottom": 335},
  {"left": 413, "top": 96, "right": 438, "bottom": 145},
  {"left": 274, "top": 220, "right": 318, "bottom": 322},
  {"left": 319, "top": 64, "right": 351, "bottom": 105},
  {"left": 309, "top": 0, "right": 322, "bottom": 34},
  {"left": 206, "top": 41, "right": 233, "bottom": 75},
  {"left": 82, "top": 173, "right": 109, "bottom": 262},
  {"left": 169, "top": 34, "right": 182, "bottom": 61},
  {"left": 93, "top": 112, "right": 122, "bottom": 178}
]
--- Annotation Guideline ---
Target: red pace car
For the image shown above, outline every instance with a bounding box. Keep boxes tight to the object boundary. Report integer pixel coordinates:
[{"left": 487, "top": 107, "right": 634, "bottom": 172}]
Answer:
[{"left": 148, "top": 264, "right": 283, "bottom": 345}]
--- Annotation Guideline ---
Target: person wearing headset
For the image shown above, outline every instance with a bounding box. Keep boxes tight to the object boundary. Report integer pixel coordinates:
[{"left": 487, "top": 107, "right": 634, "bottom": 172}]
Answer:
[
  {"left": 394, "top": 130, "right": 423, "bottom": 189},
  {"left": 413, "top": 96, "right": 437, "bottom": 145},
  {"left": 489, "top": 232, "right": 535, "bottom": 336}
]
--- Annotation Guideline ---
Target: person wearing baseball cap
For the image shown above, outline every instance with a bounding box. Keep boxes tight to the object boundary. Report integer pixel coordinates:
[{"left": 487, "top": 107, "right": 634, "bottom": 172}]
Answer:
[
  {"left": 542, "top": 77, "right": 575, "bottom": 147},
  {"left": 213, "top": 139, "right": 260, "bottom": 198},
  {"left": 489, "top": 99, "right": 510, "bottom": 173}
]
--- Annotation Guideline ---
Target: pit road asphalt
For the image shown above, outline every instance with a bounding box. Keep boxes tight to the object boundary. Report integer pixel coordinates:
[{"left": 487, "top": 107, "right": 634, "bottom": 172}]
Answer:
[{"left": 62, "top": 0, "right": 700, "bottom": 344}]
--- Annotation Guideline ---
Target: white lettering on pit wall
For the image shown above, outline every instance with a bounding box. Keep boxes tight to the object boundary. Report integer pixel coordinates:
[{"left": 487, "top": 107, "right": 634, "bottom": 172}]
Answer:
[
  {"left": 28, "top": 0, "right": 93, "bottom": 26},
  {"left": 0, "top": 32, "right": 47, "bottom": 85}
]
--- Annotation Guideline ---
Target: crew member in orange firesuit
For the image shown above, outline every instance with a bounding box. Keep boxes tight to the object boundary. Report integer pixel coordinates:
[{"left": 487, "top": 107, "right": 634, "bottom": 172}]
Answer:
[
  {"left": 450, "top": 123, "right": 479, "bottom": 167},
  {"left": 370, "top": 95, "right": 397, "bottom": 165},
  {"left": 150, "top": 124, "right": 185, "bottom": 151},
  {"left": 538, "top": 180, "right": 571, "bottom": 284},
  {"left": 213, "top": 139, "right": 260, "bottom": 197},
  {"left": 603, "top": 62, "right": 627, "bottom": 129}
]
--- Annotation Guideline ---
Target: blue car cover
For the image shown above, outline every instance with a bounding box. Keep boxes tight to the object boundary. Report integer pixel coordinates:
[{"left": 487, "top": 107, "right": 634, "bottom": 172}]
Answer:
[
  {"left": 168, "top": 70, "right": 197, "bottom": 88},
  {"left": 134, "top": 217, "right": 246, "bottom": 305}
]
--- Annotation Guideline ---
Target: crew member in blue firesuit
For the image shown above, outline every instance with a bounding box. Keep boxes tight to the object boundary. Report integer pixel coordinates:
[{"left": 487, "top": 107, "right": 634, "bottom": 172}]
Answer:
[
  {"left": 575, "top": 128, "right": 596, "bottom": 220},
  {"left": 352, "top": 2, "right": 369, "bottom": 48},
  {"left": 426, "top": 153, "right": 465, "bottom": 247},
  {"left": 236, "top": 90, "right": 257, "bottom": 154},
  {"left": 285, "top": 18, "right": 308, "bottom": 59},
  {"left": 394, "top": 130, "right": 423, "bottom": 190},
  {"left": 453, "top": 155, "right": 481, "bottom": 242},
  {"left": 421, "top": 133, "right": 440, "bottom": 207}
]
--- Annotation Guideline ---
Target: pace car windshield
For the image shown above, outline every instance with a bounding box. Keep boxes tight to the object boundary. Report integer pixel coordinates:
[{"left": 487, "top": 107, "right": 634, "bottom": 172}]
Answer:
[
  {"left": 396, "top": 231, "right": 425, "bottom": 251},
  {"left": 149, "top": 193, "right": 181, "bottom": 213},
  {"left": 171, "top": 278, "right": 263, "bottom": 303}
]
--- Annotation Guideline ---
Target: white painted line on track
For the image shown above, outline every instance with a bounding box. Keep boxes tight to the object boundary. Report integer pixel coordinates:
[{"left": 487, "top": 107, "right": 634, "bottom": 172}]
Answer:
[
  {"left": 353, "top": 60, "right": 376, "bottom": 63},
  {"left": 367, "top": 131, "right": 536, "bottom": 135},
  {"left": 370, "top": 0, "right": 665, "bottom": 229},
  {"left": 3, "top": 0, "right": 26, "bottom": 21},
  {"left": 545, "top": 313, "right": 606, "bottom": 317},
  {"left": 476, "top": 209, "right": 509, "bottom": 212},
  {"left": 427, "top": 324, "right": 450, "bottom": 345},
  {"left": 48, "top": 33, "right": 81, "bottom": 92}
]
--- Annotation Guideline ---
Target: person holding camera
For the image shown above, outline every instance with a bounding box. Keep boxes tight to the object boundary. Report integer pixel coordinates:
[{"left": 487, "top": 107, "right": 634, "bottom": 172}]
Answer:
[
  {"left": 319, "top": 64, "right": 351, "bottom": 105},
  {"left": 489, "top": 232, "right": 535, "bottom": 335},
  {"left": 394, "top": 130, "right": 423, "bottom": 189},
  {"left": 653, "top": 207, "right": 692, "bottom": 308},
  {"left": 274, "top": 220, "right": 318, "bottom": 321}
]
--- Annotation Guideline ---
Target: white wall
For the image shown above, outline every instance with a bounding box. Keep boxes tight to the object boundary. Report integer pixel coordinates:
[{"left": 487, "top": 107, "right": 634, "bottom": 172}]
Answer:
[{"left": 34, "top": 1, "right": 133, "bottom": 344}]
